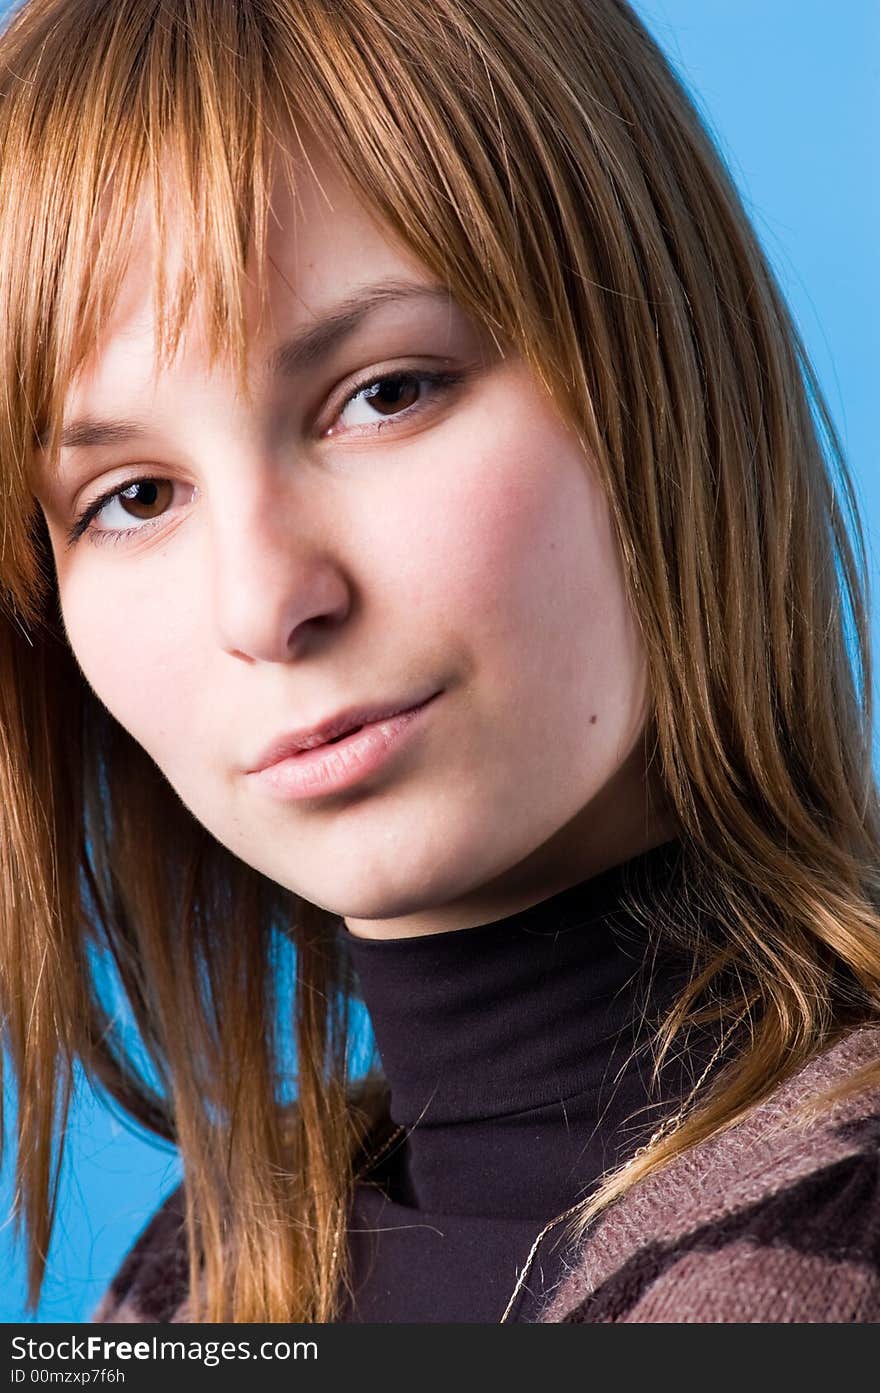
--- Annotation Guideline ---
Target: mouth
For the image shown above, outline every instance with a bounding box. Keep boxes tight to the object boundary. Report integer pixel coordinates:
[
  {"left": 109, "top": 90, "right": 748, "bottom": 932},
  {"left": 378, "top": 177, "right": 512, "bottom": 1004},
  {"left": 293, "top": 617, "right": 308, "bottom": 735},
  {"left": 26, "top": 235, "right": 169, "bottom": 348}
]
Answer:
[
  {"left": 247, "top": 691, "right": 443, "bottom": 801},
  {"left": 321, "top": 724, "right": 365, "bottom": 746},
  {"left": 247, "top": 689, "right": 443, "bottom": 773}
]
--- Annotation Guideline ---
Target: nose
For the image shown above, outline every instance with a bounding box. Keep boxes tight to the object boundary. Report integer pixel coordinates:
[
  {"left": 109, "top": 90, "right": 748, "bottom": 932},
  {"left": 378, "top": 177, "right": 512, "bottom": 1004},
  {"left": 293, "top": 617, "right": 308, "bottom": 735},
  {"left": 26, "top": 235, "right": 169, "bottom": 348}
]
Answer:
[{"left": 209, "top": 481, "right": 352, "bottom": 663}]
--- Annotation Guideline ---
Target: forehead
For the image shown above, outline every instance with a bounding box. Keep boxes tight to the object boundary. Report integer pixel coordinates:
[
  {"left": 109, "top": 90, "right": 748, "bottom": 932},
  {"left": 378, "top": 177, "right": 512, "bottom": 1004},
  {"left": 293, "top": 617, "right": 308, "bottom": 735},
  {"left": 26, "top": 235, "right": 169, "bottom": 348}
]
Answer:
[{"left": 63, "top": 140, "right": 436, "bottom": 415}]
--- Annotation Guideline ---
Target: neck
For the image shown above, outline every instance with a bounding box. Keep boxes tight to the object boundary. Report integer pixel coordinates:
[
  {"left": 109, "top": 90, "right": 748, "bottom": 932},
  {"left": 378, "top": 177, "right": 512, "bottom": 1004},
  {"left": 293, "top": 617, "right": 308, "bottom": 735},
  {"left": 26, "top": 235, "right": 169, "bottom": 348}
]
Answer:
[{"left": 342, "top": 837, "right": 691, "bottom": 1218}]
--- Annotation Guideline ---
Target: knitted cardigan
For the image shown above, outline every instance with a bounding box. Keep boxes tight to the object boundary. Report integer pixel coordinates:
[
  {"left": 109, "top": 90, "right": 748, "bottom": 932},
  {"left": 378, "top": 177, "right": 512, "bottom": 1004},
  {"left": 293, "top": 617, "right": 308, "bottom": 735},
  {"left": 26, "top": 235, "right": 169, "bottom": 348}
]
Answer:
[{"left": 92, "top": 1027, "right": 880, "bottom": 1323}]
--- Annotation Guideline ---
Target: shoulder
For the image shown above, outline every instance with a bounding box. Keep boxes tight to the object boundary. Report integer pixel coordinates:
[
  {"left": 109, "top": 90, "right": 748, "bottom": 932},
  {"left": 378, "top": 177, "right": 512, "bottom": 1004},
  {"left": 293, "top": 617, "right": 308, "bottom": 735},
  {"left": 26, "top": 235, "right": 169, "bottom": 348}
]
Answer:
[
  {"left": 88, "top": 1080, "right": 389, "bottom": 1325},
  {"left": 91, "top": 1184, "right": 190, "bottom": 1324},
  {"left": 543, "top": 1026, "right": 880, "bottom": 1323}
]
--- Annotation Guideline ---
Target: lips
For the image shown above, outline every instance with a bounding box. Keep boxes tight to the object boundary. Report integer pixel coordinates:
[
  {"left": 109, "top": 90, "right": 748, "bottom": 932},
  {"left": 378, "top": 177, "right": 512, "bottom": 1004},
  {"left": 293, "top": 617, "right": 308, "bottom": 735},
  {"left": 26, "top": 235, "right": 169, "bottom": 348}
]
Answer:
[{"left": 246, "top": 690, "right": 442, "bottom": 773}]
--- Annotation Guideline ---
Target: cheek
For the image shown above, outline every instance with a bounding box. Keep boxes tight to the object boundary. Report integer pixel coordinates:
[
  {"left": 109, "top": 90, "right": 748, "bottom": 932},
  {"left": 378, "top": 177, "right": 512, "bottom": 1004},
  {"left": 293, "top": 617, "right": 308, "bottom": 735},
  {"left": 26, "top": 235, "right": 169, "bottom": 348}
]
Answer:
[
  {"left": 361, "top": 402, "right": 635, "bottom": 698},
  {"left": 58, "top": 562, "right": 200, "bottom": 755}
]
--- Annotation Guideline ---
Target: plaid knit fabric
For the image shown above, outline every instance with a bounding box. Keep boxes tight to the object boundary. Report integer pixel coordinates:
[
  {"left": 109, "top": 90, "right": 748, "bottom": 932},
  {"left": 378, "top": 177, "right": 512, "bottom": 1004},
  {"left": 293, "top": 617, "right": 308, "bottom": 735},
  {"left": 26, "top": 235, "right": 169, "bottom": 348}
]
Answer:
[{"left": 92, "top": 1027, "right": 880, "bottom": 1324}]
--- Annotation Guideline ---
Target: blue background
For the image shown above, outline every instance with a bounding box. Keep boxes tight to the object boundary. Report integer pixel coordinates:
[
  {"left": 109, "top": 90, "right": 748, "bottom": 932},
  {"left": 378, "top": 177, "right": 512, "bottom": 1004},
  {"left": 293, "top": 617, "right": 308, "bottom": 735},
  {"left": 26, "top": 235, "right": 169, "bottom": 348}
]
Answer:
[{"left": 1, "top": 0, "right": 878, "bottom": 1322}]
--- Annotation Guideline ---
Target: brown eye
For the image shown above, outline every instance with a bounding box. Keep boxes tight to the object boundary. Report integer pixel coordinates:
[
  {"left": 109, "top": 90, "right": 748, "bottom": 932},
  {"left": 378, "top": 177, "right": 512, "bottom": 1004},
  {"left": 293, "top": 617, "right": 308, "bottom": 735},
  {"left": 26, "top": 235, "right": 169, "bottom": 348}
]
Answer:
[
  {"left": 329, "top": 369, "right": 464, "bottom": 437},
  {"left": 359, "top": 374, "right": 420, "bottom": 416},
  {"left": 116, "top": 479, "right": 173, "bottom": 520},
  {"left": 68, "top": 475, "right": 194, "bottom": 547}
]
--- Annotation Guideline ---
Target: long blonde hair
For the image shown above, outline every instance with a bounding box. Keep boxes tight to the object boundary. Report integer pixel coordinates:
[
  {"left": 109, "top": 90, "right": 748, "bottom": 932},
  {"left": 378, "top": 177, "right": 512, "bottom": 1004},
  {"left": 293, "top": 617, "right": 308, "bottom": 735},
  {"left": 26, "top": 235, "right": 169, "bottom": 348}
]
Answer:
[{"left": 1, "top": 0, "right": 877, "bottom": 1321}]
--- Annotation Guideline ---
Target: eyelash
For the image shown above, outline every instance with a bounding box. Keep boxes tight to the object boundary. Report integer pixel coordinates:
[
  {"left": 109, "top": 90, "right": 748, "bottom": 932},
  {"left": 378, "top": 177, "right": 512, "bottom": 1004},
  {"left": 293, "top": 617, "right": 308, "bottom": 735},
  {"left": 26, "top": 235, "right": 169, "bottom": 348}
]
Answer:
[{"left": 66, "top": 367, "right": 466, "bottom": 549}]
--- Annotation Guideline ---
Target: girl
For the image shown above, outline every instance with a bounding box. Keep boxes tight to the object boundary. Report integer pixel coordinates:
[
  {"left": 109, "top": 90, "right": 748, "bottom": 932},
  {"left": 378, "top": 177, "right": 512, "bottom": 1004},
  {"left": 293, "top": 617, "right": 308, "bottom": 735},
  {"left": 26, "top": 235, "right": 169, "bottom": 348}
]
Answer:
[{"left": 1, "top": 0, "right": 878, "bottom": 1324}]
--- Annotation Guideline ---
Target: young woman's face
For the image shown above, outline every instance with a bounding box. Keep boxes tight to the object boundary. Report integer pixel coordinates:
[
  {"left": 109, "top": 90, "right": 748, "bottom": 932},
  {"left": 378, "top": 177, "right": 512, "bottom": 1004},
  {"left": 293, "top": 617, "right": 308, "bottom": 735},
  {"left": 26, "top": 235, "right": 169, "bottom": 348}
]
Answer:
[{"left": 35, "top": 145, "right": 675, "bottom": 937}]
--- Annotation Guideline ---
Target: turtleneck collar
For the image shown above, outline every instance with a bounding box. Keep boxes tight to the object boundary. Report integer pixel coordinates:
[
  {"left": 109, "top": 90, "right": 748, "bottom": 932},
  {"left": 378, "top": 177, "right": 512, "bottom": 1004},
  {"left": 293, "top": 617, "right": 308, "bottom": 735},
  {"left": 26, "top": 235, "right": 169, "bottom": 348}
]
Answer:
[{"left": 339, "top": 838, "right": 690, "bottom": 1218}]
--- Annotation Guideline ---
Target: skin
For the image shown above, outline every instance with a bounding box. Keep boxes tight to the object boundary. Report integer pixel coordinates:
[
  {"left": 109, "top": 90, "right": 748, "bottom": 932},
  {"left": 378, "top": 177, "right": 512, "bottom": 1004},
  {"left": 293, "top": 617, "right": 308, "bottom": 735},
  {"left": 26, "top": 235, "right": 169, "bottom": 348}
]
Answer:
[{"left": 34, "top": 143, "right": 678, "bottom": 939}]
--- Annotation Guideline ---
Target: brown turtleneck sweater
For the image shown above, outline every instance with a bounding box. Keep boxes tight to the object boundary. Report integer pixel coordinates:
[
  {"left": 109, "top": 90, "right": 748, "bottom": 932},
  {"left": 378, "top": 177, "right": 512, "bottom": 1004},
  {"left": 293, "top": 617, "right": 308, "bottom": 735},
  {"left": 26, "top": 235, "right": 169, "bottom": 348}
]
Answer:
[
  {"left": 335, "top": 837, "right": 694, "bottom": 1321},
  {"left": 91, "top": 840, "right": 880, "bottom": 1323}
]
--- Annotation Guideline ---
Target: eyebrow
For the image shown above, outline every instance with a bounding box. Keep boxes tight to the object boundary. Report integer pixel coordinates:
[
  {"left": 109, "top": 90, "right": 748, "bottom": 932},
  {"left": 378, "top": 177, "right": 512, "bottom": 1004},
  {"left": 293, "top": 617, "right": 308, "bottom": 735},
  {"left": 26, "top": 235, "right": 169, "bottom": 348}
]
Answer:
[{"left": 48, "top": 280, "right": 455, "bottom": 454}]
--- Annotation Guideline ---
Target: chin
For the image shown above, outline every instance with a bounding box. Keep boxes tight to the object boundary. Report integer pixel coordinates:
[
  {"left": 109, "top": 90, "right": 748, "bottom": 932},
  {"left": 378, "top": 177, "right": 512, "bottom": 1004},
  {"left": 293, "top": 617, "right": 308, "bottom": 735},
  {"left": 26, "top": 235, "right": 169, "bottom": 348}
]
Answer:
[
  {"left": 245, "top": 804, "right": 493, "bottom": 922},
  {"left": 310, "top": 880, "right": 442, "bottom": 925},
  {"left": 293, "top": 852, "right": 469, "bottom": 926}
]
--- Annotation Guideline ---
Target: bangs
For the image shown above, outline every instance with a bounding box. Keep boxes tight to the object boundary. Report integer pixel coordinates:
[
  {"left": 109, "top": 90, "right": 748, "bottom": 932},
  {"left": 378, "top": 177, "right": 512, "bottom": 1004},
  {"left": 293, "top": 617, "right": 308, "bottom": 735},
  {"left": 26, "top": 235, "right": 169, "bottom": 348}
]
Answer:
[
  {"left": 0, "top": 0, "right": 585, "bottom": 626},
  {"left": 0, "top": 2, "right": 281, "bottom": 622},
  {"left": 2, "top": 1, "right": 277, "bottom": 468}
]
